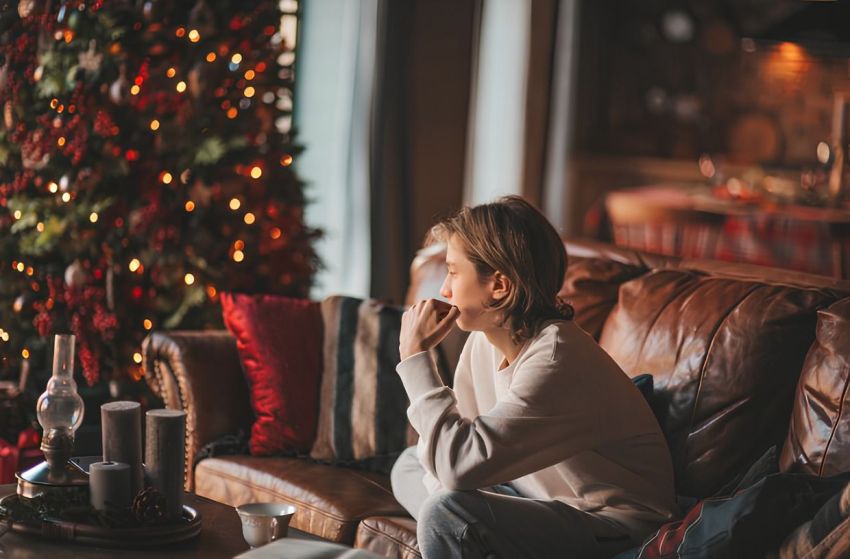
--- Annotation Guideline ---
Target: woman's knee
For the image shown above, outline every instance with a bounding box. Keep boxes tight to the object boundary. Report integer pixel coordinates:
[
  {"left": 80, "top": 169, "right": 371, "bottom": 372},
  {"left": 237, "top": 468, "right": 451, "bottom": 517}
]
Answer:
[
  {"left": 418, "top": 491, "right": 457, "bottom": 540},
  {"left": 417, "top": 490, "right": 487, "bottom": 557},
  {"left": 417, "top": 492, "right": 465, "bottom": 558},
  {"left": 418, "top": 490, "right": 476, "bottom": 526}
]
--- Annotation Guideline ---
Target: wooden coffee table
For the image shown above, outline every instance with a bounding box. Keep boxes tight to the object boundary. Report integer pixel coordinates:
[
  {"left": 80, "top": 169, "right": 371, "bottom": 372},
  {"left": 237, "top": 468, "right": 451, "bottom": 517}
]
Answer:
[{"left": 0, "top": 484, "right": 315, "bottom": 558}]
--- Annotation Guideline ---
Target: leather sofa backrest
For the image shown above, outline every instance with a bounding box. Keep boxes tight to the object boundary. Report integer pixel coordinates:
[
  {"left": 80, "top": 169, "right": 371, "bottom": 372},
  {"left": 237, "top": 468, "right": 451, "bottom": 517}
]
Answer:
[
  {"left": 406, "top": 237, "right": 850, "bottom": 490},
  {"left": 558, "top": 256, "right": 647, "bottom": 339},
  {"left": 782, "top": 298, "right": 850, "bottom": 477},
  {"left": 599, "top": 268, "right": 836, "bottom": 498},
  {"left": 559, "top": 240, "right": 680, "bottom": 339},
  {"left": 563, "top": 238, "right": 681, "bottom": 270}
]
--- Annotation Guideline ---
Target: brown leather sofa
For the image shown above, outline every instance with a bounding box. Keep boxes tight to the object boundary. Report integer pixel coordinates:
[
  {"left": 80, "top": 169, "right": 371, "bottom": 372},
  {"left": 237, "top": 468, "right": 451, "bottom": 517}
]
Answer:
[{"left": 142, "top": 239, "right": 850, "bottom": 558}]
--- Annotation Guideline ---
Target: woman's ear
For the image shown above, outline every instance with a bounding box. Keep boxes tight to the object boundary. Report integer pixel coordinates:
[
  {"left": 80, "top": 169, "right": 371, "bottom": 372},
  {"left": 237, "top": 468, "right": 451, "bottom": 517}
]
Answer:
[{"left": 491, "top": 272, "right": 512, "bottom": 301}]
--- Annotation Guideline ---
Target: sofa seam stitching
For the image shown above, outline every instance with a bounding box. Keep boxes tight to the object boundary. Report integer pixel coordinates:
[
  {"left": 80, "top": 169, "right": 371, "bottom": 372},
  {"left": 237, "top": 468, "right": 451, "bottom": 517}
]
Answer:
[
  {"left": 817, "top": 359, "right": 850, "bottom": 477},
  {"left": 684, "top": 283, "right": 760, "bottom": 462},
  {"left": 632, "top": 271, "right": 699, "bottom": 363},
  {"left": 202, "top": 465, "right": 352, "bottom": 523},
  {"left": 359, "top": 521, "right": 420, "bottom": 555},
  {"left": 800, "top": 513, "right": 850, "bottom": 558},
  {"left": 172, "top": 337, "right": 198, "bottom": 493}
]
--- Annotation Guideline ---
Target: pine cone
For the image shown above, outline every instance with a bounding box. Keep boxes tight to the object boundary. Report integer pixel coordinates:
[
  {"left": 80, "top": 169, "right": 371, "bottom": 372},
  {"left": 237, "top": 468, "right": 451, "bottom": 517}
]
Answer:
[{"left": 131, "top": 487, "right": 166, "bottom": 525}]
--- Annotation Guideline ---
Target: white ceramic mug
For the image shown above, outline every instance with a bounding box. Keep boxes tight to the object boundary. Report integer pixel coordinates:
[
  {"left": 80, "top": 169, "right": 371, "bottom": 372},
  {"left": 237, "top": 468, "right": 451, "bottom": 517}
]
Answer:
[{"left": 236, "top": 502, "right": 298, "bottom": 548}]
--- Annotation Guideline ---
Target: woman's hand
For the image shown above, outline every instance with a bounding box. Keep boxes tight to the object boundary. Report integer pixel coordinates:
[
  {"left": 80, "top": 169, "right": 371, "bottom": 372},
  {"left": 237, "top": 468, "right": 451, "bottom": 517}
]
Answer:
[{"left": 399, "top": 299, "right": 460, "bottom": 361}]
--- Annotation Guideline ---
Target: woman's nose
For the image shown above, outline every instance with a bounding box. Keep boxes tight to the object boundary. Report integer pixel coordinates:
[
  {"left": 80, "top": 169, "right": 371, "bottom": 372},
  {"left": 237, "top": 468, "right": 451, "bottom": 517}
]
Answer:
[{"left": 439, "top": 276, "right": 451, "bottom": 299}]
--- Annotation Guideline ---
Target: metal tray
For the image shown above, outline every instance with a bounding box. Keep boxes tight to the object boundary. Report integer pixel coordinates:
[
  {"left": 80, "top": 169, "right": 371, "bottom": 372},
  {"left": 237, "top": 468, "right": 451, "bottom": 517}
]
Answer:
[{"left": 0, "top": 493, "right": 202, "bottom": 547}]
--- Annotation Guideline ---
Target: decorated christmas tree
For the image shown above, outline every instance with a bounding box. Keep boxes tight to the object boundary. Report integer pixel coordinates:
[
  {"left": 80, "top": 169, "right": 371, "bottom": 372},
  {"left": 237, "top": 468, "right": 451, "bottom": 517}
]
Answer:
[{"left": 0, "top": 0, "right": 319, "bottom": 388}]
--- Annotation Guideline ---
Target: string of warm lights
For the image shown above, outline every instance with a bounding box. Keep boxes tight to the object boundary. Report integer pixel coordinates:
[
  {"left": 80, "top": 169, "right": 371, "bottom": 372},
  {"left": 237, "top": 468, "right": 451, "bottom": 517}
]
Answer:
[{"left": 0, "top": 0, "right": 313, "bottom": 386}]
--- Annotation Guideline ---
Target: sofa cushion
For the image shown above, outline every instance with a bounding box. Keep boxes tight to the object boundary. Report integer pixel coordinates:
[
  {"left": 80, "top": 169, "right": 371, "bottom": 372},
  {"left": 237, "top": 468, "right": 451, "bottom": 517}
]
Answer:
[
  {"left": 194, "top": 456, "right": 407, "bottom": 544},
  {"left": 221, "top": 293, "right": 323, "bottom": 456},
  {"left": 559, "top": 255, "right": 647, "bottom": 339},
  {"left": 355, "top": 516, "right": 420, "bottom": 559},
  {"left": 599, "top": 268, "right": 835, "bottom": 497},
  {"left": 782, "top": 297, "right": 850, "bottom": 476},
  {"left": 621, "top": 473, "right": 850, "bottom": 559},
  {"left": 310, "top": 296, "right": 414, "bottom": 473}
]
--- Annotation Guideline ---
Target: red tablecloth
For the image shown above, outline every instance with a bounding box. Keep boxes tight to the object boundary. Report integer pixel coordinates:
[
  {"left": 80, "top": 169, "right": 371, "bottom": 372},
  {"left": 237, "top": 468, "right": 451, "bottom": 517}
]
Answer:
[
  {"left": 0, "top": 427, "right": 41, "bottom": 484},
  {"left": 595, "top": 184, "right": 850, "bottom": 278},
  {"left": 0, "top": 438, "right": 19, "bottom": 484}
]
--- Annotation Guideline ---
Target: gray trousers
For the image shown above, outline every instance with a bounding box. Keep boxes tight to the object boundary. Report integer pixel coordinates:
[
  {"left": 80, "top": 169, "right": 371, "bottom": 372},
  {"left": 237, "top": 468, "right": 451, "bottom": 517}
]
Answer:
[{"left": 390, "top": 446, "right": 634, "bottom": 559}]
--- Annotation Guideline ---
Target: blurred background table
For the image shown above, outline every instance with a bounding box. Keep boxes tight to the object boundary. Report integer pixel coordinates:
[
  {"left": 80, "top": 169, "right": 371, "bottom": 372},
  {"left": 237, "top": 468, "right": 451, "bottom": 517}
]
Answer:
[{"left": 589, "top": 183, "right": 850, "bottom": 279}]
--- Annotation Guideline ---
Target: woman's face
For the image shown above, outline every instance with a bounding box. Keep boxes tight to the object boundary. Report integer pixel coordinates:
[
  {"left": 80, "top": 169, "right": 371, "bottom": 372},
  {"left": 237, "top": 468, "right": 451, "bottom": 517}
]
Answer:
[{"left": 439, "top": 236, "right": 500, "bottom": 332}]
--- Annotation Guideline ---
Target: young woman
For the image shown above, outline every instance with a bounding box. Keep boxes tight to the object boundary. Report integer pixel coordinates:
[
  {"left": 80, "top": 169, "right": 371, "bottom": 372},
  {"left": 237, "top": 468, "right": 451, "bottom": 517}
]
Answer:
[{"left": 391, "top": 196, "right": 678, "bottom": 559}]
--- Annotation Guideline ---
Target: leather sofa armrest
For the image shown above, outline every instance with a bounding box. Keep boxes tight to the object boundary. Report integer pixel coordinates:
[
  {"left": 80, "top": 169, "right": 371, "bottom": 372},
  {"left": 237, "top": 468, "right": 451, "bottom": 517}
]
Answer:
[{"left": 142, "top": 331, "right": 254, "bottom": 491}]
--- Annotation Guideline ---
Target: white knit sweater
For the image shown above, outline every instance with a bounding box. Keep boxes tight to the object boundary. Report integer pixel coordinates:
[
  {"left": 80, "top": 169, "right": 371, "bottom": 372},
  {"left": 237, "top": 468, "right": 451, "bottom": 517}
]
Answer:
[{"left": 397, "top": 320, "right": 679, "bottom": 542}]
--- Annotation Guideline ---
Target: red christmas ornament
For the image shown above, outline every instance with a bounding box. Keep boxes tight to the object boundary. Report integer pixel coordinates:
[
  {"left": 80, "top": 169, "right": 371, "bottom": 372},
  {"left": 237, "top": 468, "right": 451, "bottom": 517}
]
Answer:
[
  {"left": 16, "top": 426, "right": 40, "bottom": 450},
  {"left": 93, "top": 110, "right": 117, "bottom": 137}
]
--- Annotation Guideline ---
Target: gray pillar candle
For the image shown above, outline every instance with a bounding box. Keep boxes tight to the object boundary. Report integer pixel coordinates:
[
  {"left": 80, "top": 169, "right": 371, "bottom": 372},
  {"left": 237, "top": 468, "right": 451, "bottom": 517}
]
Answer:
[
  {"left": 89, "top": 461, "right": 131, "bottom": 511},
  {"left": 101, "top": 401, "right": 143, "bottom": 497},
  {"left": 145, "top": 409, "right": 186, "bottom": 521}
]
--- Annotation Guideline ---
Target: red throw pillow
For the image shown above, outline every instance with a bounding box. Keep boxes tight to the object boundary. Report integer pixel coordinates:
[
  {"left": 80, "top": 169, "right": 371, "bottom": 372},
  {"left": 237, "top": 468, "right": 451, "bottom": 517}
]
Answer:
[{"left": 221, "top": 293, "right": 323, "bottom": 456}]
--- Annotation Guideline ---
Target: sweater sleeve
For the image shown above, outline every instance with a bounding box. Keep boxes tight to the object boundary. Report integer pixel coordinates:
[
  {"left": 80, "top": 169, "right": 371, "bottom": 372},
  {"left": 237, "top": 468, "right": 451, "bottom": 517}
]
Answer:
[{"left": 396, "top": 345, "right": 600, "bottom": 491}]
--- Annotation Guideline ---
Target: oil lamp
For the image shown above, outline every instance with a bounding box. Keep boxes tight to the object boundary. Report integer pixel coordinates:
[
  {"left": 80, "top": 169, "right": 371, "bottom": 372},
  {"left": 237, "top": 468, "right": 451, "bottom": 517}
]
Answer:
[{"left": 17, "top": 334, "right": 88, "bottom": 497}]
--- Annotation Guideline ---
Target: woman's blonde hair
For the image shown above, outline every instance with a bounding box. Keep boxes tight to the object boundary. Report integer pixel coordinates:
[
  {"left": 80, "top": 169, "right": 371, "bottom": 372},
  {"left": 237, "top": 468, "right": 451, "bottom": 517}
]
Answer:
[{"left": 432, "top": 195, "right": 573, "bottom": 342}]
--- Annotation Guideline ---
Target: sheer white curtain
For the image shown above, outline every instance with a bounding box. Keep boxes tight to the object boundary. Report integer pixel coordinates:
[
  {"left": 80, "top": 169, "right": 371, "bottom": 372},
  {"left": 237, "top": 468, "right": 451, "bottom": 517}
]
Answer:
[
  {"left": 542, "top": 0, "right": 580, "bottom": 233},
  {"left": 295, "top": 0, "right": 378, "bottom": 299},
  {"left": 464, "top": 0, "right": 580, "bottom": 234},
  {"left": 463, "top": 0, "right": 532, "bottom": 206}
]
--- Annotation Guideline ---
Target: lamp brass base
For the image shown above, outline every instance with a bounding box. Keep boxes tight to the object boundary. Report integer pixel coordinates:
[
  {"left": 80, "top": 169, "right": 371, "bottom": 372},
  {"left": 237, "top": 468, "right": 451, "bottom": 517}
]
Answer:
[{"left": 16, "top": 459, "right": 89, "bottom": 499}]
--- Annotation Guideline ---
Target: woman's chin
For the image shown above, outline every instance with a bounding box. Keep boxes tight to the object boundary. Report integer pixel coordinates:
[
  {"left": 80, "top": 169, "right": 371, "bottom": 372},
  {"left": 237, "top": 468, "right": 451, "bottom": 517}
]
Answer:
[{"left": 455, "top": 317, "right": 485, "bottom": 333}]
